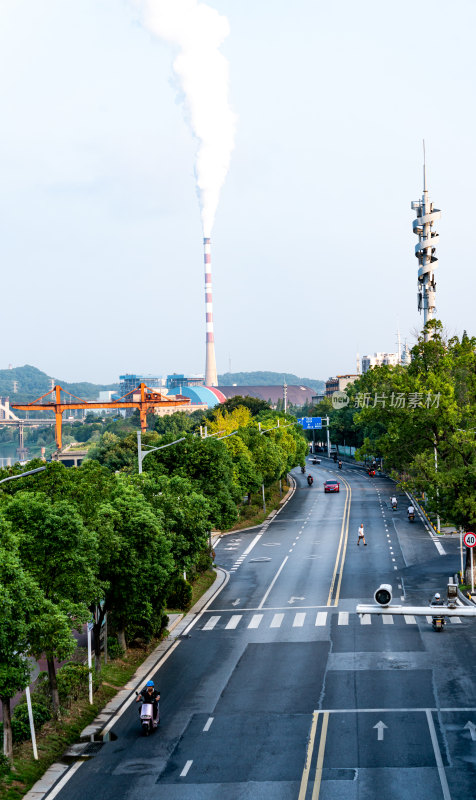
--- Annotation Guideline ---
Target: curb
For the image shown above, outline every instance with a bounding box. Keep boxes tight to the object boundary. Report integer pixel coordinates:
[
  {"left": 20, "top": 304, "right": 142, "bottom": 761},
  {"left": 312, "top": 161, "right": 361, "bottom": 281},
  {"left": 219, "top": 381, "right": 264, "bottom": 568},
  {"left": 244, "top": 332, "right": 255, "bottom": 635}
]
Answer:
[{"left": 24, "top": 567, "right": 228, "bottom": 800}]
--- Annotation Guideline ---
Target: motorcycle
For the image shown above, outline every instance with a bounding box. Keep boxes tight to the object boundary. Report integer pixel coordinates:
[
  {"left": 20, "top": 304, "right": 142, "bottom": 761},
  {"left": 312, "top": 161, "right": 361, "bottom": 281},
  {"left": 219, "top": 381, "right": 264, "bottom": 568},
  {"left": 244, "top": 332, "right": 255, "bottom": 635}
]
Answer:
[
  {"left": 408, "top": 512, "right": 415, "bottom": 522},
  {"left": 431, "top": 615, "right": 445, "bottom": 632},
  {"left": 368, "top": 469, "right": 375, "bottom": 477},
  {"left": 301, "top": 466, "right": 306, "bottom": 474},
  {"left": 136, "top": 695, "right": 158, "bottom": 736},
  {"left": 307, "top": 475, "right": 313, "bottom": 486},
  {"left": 391, "top": 501, "right": 397, "bottom": 511},
  {"left": 338, "top": 461, "right": 342, "bottom": 469}
]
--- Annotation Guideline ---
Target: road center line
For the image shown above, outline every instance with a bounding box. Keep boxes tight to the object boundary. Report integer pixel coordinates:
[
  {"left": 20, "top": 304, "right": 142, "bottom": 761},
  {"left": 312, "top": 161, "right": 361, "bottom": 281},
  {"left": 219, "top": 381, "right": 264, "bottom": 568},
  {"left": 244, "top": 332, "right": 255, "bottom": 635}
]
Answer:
[
  {"left": 311, "top": 712, "right": 329, "bottom": 800},
  {"left": 298, "top": 711, "right": 319, "bottom": 800},
  {"left": 258, "top": 557, "right": 289, "bottom": 609}
]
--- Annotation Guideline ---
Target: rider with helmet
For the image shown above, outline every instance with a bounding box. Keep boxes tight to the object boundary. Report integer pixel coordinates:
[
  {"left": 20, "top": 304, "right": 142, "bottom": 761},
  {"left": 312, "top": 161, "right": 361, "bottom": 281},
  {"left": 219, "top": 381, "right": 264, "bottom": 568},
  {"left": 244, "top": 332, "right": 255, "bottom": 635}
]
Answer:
[{"left": 135, "top": 680, "right": 160, "bottom": 727}]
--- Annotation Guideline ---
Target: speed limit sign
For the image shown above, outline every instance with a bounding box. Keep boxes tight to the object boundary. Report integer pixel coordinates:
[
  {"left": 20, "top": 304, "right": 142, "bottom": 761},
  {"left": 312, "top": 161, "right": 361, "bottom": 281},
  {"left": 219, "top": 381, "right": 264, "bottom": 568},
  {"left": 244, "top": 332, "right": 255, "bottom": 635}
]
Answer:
[{"left": 464, "top": 532, "right": 476, "bottom": 548}]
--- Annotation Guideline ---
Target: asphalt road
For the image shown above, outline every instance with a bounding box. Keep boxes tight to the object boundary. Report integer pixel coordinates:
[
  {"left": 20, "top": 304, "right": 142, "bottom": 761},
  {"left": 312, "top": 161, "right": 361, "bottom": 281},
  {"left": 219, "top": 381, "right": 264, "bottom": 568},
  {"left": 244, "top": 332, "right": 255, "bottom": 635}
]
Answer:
[{"left": 51, "top": 458, "right": 476, "bottom": 800}]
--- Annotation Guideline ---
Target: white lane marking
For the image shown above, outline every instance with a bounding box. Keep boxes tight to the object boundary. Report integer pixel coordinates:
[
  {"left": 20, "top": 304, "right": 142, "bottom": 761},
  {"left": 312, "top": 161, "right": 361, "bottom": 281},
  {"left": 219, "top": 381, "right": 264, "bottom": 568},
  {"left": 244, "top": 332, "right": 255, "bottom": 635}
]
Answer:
[
  {"left": 248, "top": 614, "right": 263, "bottom": 629},
  {"left": 293, "top": 613, "right": 306, "bottom": 627},
  {"left": 225, "top": 615, "right": 242, "bottom": 629},
  {"left": 270, "top": 613, "right": 284, "bottom": 628},
  {"left": 404, "top": 615, "right": 417, "bottom": 624},
  {"left": 360, "top": 614, "right": 371, "bottom": 625},
  {"left": 40, "top": 761, "right": 83, "bottom": 800},
  {"left": 338, "top": 612, "right": 349, "bottom": 625},
  {"left": 203, "top": 616, "right": 220, "bottom": 630},
  {"left": 315, "top": 612, "right": 328, "bottom": 626},
  {"left": 426, "top": 710, "right": 451, "bottom": 800},
  {"left": 383, "top": 616, "right": 394, "bottom": 624},
  {"left": 180, "top": 760, "right": 193, "bottom": 777},
  {"left": 426, "top": 616, "right": 433, "bottom": 623},
  {"left": 203, "top": 717, "right": 214, "bottom": 731},
  {"left": 400, "top": 596, "right": 405, "bottom": 601},
  {"left": 258, "top": 556, "right": 289, "bottom": 609},
  {"left": 450, "top": 617, "right": 462, "bottom": 624}
]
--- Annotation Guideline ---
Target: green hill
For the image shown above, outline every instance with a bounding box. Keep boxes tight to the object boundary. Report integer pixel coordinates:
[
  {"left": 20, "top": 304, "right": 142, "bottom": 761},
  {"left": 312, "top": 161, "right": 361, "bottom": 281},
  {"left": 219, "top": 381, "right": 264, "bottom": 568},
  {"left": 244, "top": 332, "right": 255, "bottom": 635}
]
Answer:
[
  {"left": 0, "top": 365, "right": 119, "bottom": 404},
  {"left": 218, "top": 372, "right": 325, "bottom": 393}
]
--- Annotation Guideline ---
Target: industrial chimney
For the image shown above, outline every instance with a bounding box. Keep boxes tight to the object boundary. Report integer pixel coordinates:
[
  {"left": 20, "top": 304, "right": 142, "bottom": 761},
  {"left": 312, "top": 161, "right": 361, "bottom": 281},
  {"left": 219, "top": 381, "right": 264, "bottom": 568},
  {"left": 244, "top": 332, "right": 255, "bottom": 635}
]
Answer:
[{"left": 203, "top": 237, "right": 218, "bottom": 386}]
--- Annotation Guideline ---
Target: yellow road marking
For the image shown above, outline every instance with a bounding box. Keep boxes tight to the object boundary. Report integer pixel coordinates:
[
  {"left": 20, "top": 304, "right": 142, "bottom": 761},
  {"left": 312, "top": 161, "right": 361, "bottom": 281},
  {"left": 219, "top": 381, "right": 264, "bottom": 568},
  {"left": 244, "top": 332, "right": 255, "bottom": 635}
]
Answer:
[
  {"left": 333, "top": 480, "right": 351, "bottom": 606},
  {"left": 326, "top": 476, "right": 351, "bottom": 606},
  {"left": 311, "top": 712, "right": 329, "bottom": 800},
  {"left": 298, "top": 711, "right": 319, "bottom": 800}
]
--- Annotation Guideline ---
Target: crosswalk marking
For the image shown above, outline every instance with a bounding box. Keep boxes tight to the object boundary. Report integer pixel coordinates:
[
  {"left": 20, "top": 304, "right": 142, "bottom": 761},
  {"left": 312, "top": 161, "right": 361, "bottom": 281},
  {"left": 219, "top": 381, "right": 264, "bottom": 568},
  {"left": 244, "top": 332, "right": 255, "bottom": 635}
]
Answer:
[
  {"left": 202, "top": 616, "right": 220, "bottom": 631},
  {"left": 225, "top": 615, "right": 242, "bottom": 629},
  {"left": 198, "top": 612, "right": 462, "bottom": 631}
]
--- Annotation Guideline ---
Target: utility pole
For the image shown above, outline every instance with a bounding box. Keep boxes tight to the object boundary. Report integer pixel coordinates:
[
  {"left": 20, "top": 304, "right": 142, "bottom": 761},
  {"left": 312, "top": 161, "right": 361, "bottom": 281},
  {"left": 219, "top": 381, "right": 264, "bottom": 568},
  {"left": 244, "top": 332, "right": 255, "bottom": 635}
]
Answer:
[
  {"left": 283, "top": 379, "right": 287, "bottom": 414},
  {"left": 411, "top": 142, "right": 441, "bottom": 341}
]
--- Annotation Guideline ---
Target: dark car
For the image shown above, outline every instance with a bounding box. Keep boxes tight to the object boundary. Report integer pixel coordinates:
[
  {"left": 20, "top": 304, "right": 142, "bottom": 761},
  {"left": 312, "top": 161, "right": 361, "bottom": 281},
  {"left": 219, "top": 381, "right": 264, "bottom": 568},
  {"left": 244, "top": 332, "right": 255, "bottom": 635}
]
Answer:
[
  {"left": 311, "top": 457, "right": 321, "bottom": 464},
  {"left": 324, "top": 480, "right": 340, "bottom": 493}
]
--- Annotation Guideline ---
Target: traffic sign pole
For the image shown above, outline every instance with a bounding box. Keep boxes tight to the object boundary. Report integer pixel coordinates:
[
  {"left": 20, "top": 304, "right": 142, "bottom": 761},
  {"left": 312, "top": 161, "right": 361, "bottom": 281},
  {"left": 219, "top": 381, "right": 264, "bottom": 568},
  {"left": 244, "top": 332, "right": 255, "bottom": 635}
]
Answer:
[{"left": 463, "top": 533, "right": 476, "bottom": 594}]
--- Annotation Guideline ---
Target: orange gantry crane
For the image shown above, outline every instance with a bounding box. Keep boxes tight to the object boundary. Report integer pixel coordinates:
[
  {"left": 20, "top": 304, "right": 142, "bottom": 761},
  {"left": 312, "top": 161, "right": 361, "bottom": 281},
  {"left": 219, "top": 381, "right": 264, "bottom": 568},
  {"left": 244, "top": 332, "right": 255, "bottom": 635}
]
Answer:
[{"left": 12, "top": 383, "right": 192, "bottom": 451}]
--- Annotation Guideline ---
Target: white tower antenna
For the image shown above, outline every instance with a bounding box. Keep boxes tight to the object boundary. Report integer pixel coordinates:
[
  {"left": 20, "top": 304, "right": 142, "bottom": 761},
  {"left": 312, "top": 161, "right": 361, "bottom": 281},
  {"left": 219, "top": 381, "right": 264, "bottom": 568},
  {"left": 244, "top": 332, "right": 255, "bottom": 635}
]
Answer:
[{"left": 411, "top": 141, "right": 441, "bottom": 340}]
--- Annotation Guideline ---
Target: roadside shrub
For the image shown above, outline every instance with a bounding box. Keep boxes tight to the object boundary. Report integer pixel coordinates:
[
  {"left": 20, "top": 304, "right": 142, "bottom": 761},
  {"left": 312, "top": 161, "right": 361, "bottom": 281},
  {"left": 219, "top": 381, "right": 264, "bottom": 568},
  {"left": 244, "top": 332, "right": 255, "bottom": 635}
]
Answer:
[
  {"left": 195, "top": 549, "right": 213, "bottom": 572},
  {"left": 0, "top": 754, "right": 10, "bottom": 776},
  {"left": 11, "top": 701, "right": 51, "bottom": 743},
  {"left": 56, "top": 663, "right": 91, "bottom": 704},
  {"left": 106, "top": 636, "right": 124, "bottom": 661},
  {"left": 166, "top": 576, "right": 192, "bottom": 610}
]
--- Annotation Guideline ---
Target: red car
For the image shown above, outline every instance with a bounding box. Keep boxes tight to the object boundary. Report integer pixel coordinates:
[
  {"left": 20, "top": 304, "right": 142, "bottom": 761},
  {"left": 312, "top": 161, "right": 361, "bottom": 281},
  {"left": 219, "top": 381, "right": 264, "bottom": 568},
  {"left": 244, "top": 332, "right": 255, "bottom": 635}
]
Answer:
[{"left": 324, "top": 480, "right": 340, "bottom": 493}]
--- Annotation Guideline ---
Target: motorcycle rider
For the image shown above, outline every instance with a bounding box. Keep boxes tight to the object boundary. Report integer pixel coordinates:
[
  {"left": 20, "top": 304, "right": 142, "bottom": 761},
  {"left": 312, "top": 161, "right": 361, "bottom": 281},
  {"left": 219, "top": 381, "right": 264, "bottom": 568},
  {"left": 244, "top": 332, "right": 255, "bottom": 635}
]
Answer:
[
  {"left": 307, "top": 474, "right": 313, "bottom": 486},
  {"left": 301, "top": 466, "right": 306, "bottom": 474},
  {"left": 338, "top": 460, "right": 342, "bottom": 469},
  {"left": 431, "top": 592, "right": 445, "bottom": 607},
  {"left": 391, "top": 495, "right": 397, "bottom": 510},
  {"left": 407, "top": 504, "right": 415, "bottom": 517},
  {"left": 135, "top": 680, "right": 160, "bottom": 727}
]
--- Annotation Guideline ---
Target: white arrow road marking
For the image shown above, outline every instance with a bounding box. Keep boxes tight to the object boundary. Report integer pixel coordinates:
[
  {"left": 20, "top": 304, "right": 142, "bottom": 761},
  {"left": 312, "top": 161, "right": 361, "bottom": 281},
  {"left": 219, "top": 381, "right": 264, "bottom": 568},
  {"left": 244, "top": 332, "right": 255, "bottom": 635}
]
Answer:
[
  {"left": 231, "top": 599, "right": 240, "bottom": 606},
  {"left": 373, "top": 721, "right": 388, "bottom": 741},
  {"left": 288, "top": 596, "right": 305, "bottom": 604},
  {"left": 262, "top": 542, "right": 281, "bottom": 547},
  {"left": 464, "top": 721, "right": 476, "bottom": 741}
]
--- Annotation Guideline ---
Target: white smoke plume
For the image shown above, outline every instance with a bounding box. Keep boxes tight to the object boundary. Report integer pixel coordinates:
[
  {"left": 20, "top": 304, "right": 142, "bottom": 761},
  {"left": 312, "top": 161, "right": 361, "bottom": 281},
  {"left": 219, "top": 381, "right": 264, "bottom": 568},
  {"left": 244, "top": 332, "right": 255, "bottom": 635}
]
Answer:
[{"left": 140, "top": 0, "right": 236, "bottom": 237}]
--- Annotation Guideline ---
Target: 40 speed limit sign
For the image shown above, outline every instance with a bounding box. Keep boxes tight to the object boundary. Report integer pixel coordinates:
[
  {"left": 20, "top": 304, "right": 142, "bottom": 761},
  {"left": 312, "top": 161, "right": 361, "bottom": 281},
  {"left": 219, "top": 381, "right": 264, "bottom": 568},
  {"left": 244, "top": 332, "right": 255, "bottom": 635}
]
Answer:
[{"left": 464, "top": 532, "right": 476, "bottom": 548}]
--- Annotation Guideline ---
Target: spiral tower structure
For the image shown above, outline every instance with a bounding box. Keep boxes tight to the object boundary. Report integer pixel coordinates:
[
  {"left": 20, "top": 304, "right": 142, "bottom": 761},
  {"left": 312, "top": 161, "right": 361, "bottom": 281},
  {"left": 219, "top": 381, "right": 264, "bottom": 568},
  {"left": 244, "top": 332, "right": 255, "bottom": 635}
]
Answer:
[
  {"left": 203, "top": 237, "right": 218, "bottom": 386},
  {"left": 411, "top": 156, "right": 441, "bottom": 339}
]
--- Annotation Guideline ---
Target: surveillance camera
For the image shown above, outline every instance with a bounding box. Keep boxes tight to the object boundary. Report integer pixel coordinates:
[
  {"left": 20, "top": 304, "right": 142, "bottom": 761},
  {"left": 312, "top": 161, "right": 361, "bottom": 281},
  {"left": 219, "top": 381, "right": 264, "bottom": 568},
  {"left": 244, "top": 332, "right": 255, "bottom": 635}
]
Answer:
[
  {"left": 447, "top": 583, "right": 458, "bottom": 605},
  {"left": 374, "top": 584, "right": 392, "bottom": 606}
]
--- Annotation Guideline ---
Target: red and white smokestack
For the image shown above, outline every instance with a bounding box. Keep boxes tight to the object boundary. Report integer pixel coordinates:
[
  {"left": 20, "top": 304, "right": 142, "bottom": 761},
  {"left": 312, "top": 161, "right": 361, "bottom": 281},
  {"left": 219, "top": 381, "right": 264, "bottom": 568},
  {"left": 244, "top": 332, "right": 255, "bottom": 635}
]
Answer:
[{"left": 203, "top": 237, "right": 218, "bottom": 386}]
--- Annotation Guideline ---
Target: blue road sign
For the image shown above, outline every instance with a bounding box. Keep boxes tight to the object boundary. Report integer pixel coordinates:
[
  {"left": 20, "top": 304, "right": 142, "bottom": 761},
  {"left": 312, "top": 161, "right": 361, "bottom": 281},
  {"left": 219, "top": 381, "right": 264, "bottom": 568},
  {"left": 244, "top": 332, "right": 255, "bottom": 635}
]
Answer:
[{"left": 297, "top": 417, "right": 322, "bottom": 430}]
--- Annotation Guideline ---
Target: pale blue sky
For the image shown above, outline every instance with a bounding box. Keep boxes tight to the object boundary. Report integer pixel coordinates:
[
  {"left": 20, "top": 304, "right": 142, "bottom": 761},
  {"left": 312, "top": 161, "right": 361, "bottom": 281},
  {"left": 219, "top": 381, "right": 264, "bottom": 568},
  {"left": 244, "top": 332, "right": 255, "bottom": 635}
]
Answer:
[{"left": 0, "top": 0, "right": 474, "bottom": 383}]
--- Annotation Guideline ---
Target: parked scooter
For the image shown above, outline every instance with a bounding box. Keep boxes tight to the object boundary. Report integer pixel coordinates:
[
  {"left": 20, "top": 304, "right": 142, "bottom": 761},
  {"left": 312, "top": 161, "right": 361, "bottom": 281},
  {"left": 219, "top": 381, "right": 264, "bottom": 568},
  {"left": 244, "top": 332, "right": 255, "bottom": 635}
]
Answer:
[{"left": 307, "top": 475, "right": 314, "bottom": 486}]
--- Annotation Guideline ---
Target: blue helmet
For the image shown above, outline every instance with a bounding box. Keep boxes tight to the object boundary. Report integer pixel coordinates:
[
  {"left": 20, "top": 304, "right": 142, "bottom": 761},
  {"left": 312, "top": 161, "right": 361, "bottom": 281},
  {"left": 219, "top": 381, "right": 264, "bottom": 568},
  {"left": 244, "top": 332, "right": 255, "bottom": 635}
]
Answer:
[{"left": 146, "top": 680, "right": 154, "bottom": 687}]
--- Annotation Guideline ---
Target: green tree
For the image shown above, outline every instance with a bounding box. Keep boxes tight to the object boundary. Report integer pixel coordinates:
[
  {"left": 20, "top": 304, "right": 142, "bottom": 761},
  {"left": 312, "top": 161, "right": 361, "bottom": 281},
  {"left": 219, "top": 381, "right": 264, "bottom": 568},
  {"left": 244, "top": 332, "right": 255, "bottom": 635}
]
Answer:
[
  {"left": 94, "top": 481, "right": 174, "bottom": 650},
  {"left": 3, "top": 492, "right": 98, "bottom": 714}
]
